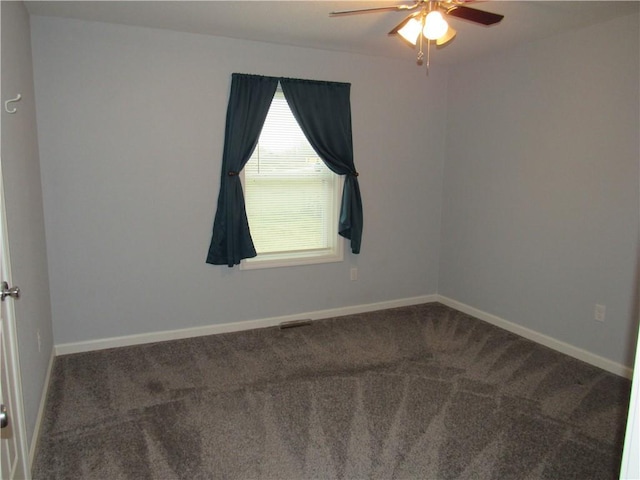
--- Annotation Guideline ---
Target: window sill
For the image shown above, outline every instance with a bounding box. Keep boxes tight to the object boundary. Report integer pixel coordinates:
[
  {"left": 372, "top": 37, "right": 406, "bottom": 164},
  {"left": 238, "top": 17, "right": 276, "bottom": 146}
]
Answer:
[{"left": 240, "top": 246, "right": 344, "bottom": 270}]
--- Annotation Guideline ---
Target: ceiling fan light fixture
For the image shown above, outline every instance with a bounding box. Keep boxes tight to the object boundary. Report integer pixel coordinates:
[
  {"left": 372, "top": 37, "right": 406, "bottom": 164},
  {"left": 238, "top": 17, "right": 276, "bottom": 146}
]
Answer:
[
  {"left": 436, "top": 25, "right": 457, "bottom": 46},
  {"left": 423, "top": 10, "right": 448, "bottom": 40},
  {"left": 397, "top": 17, "right": 423, "bottom": 45},
  {"left": 333, "top": 0, "right": 505, "bottom": 74}
]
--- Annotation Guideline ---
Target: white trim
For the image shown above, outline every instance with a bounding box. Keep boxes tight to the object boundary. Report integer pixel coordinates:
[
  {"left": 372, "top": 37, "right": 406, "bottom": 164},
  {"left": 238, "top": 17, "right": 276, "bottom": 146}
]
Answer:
[
  {"left": 0, "top": 162, "right": 30, "bottom": 478},
  {"left": 54, "top": 295, "right": 438, "bottom": 355},
  {"left": 240, "top": 243, "right": 344, "bottom": 270},
  {"left": 28, "top": 348, "right": 55, "bottom": 471},
  {"left": 436, "top": 295, "right": 633, "bottom": 379},
  {"left": 54, "top": 293, "right": 631, "bottom": 378}
]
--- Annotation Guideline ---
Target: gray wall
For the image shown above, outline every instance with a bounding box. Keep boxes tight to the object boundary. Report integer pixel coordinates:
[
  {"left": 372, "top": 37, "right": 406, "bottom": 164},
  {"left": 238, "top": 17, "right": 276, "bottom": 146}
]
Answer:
[
  {"left": 439, "top": 12, "right": 640, "bottom": 367},
  {"left": 28, "top": 10, "right": 640, "bottom": 369},
  {"left": 30, "top": 16, "right": 447, "bottom": 345},
  {"left": 1, "top": 1, "right": 54, "bottom": 449}
]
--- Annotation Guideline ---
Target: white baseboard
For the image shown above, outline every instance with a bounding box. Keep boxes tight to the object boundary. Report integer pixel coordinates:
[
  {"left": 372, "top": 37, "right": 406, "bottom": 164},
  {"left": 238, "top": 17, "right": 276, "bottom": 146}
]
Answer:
[
  {"left": 436, "top": 295, "right": 633, "bottom": 379},
  {"left": 29, "top": 347, "right": 55, "bottom": 471},
  {"left": 53, "top": 293, "right": 631, "bottom": 378},
  {"left": 54, "top": 294, "right": 438, "bottom": 356}
]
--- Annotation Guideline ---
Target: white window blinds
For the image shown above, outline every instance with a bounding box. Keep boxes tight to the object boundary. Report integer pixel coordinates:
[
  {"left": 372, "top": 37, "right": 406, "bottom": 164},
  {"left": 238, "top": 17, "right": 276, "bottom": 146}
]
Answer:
[{"left": 244, "top": 89, "right": 340, "bottom": 259}]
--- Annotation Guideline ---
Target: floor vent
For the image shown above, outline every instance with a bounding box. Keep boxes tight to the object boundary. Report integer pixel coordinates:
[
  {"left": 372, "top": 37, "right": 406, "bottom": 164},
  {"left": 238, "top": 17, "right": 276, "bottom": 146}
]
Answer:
[{"left": 279, "top": 319, "right": 312, "bottom": 329}]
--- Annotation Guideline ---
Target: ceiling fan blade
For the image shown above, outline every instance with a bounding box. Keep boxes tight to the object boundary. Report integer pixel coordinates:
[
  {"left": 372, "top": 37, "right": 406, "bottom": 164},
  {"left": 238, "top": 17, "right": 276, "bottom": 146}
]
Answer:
[
  {"left": 444, "top": 5, "right": 503, "bottom": 25},
  {"left": 436, "top": 26, "right": 456, "bottom": 45},
  {"left": 330, "top": 3, "right": 419, "bottom": 16}
]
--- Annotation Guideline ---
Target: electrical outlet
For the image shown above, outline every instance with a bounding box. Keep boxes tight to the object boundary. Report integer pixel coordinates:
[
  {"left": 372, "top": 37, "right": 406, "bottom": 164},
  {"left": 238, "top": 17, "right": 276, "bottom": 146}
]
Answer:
[
  {"left": 594, "top": 304, "right": 606, "bottom": 322},
  {"left": 350, "top": 267, "right": 358, "bottom": 281}
]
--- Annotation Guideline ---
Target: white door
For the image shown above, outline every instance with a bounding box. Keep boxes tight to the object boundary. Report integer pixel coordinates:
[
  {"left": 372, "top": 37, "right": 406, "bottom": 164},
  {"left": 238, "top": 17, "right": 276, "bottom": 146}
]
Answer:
[
  {"left": 620, "top": 325, "right": 640, "bottom": 479},
  {"left": 0, "top": 164, "right": 29, "bottom": 480}
]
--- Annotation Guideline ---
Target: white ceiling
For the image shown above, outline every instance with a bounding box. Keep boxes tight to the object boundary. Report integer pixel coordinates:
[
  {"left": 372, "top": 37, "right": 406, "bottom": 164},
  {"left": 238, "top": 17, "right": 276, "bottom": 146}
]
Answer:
[{"left": 24, "top": 1, "right": 640, "bottom": 66}]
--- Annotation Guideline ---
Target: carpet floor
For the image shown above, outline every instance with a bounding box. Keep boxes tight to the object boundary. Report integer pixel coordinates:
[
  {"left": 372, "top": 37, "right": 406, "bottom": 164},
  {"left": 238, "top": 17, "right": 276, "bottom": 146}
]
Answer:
[{"left": 33, "top": 303, "right": 631, "bottom": 479}]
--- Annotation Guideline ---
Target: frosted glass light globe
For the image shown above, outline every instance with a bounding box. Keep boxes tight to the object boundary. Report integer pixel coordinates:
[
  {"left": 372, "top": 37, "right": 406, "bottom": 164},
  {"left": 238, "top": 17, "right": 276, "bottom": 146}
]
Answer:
[
  {"left": 397, "top": 18, "right": 423, "bottom": 45},
  {"left": 423, "top": 11, "right": 448, "bottom": 40}
]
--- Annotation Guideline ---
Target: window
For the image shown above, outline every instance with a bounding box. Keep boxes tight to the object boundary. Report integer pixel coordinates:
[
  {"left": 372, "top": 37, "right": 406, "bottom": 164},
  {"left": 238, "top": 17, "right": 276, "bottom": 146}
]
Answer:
[
  {"left": 241, "top": 88, "right": 343, "bottom": 269},
  {"left": 206, "top": 74, "right": 361, "bottom": 268}
]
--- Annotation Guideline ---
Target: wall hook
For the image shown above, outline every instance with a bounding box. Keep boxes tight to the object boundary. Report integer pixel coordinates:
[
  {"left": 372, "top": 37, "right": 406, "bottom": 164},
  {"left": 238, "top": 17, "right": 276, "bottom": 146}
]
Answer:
[{"left": 4, "top": 94, "right": 22, "bottom": 114}]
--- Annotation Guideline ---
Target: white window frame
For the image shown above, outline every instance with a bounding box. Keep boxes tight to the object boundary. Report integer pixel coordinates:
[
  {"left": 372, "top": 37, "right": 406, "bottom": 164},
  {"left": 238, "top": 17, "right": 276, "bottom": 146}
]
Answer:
[
  {"left": 240, "top": 174, "right": 344, "bottom": 270},
  {"left": 240, "top": 90, "right": 344, "bottom": 270}
]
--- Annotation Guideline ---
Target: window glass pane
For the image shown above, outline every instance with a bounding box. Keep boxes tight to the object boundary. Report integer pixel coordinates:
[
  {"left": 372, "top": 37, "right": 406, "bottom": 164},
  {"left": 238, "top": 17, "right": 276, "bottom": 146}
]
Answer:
[{"left": 244, "top": 90, "right": 338, "bottom": 258}]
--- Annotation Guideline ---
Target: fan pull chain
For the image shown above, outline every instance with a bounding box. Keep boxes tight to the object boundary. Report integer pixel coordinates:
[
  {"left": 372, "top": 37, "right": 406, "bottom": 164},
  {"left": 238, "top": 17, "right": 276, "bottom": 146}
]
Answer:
[{"left": 426, "top": 39, "right": 431, "bottom": 76}]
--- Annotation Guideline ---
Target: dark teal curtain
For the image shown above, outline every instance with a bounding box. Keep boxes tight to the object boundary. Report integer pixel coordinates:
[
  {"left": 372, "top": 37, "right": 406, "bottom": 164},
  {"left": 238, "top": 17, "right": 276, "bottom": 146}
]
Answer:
[
  {"left": 207, "top": 74, "right": 363, "bottom": 267},
  {"left": 280, "top": 78, "right": 363, "bottom": 254},
  {"left": 206, "top": 74, "right": 278, "bottom": 266}
]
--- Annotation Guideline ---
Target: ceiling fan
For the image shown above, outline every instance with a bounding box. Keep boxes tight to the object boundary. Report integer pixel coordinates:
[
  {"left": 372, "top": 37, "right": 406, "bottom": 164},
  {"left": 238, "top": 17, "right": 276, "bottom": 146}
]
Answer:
[{"left": 330, "top": 0, "right": 504, "bottom": 71}]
